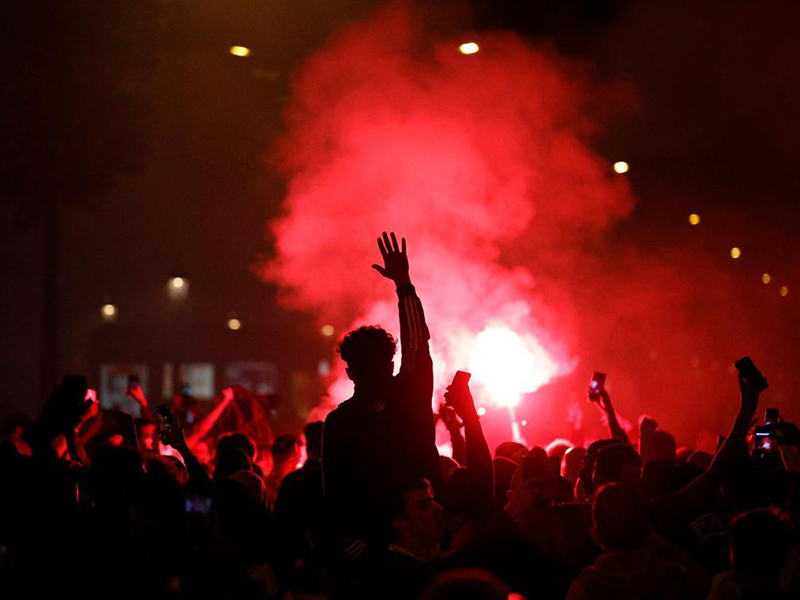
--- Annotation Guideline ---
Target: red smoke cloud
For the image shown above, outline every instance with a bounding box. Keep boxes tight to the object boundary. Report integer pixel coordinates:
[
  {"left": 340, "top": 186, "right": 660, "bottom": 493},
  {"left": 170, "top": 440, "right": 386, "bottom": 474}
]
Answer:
[
  {"left": 261, "top": 4, "right": 634, "bottom": 444},
  {"left": 261, "top": 4, "right": 793, "bottom": 450}
]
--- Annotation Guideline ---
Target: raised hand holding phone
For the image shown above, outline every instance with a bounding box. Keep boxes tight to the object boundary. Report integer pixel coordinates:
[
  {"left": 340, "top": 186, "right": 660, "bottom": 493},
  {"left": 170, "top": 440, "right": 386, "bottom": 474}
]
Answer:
[
  {"left": 735, "top": 356, "right": 768, "bottom": 418},
  {"left": 444, "top": 371, "right": 478, "bottom": 423},
  {"left": 588, "top": 371, "right": 606, "bottom": 402},
  {"left": 157, "top": 405, "right": 187, "bottom": 451}
]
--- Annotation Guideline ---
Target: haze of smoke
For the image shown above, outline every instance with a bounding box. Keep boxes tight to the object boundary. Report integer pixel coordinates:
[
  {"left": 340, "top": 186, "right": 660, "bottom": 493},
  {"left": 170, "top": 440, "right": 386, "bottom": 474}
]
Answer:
[{"left": 260, "top": 3, "right": 636, "bottom": 424}]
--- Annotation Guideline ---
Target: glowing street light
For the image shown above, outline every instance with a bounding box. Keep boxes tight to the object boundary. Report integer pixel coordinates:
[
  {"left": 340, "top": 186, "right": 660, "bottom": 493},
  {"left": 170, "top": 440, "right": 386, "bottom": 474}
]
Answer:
[
  {"left": 229, "top": 46, "right": 250, "bottom": 57},
  {"left": 613, "top": 161, "right": 629, "bottom": 174},
  {"left": 168, "top": 276, "right": 189, "bottom": 300},
  {"left": 101, "top": 303, "right": 117, "bottom": 323},
  {"left": 459, "top": 42, "right": 480, "bottom": 55},
  {"left": 227, "top": 318, "right": 242, "bottom": 331},
  {"left": 688, "top": 213, "right": 701, "bottom": 225},
  {"left": 730, "top": 247, "right": 742, "bottom": 259}
]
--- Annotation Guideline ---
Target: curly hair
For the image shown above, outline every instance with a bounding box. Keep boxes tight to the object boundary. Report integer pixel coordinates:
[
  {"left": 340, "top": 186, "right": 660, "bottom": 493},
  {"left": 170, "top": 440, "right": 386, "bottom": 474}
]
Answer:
[{"left": 337, "top": 326, "right": 397, "bottom": 370}]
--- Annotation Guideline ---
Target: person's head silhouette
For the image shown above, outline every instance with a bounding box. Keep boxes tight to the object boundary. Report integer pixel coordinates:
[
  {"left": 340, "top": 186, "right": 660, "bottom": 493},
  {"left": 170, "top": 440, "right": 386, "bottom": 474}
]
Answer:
[{"left": 338, "top": 325, "right": 397, "bottom": 389}]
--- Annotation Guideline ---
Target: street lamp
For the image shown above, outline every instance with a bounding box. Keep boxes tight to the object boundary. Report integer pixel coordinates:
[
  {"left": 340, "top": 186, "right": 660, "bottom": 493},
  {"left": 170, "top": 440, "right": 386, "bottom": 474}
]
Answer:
[
  {"left": 168, "top": 276, "right": 189, "bottom": 300},
  {"left": 101, "top": 303, "right": 117, "bottom": 323}
]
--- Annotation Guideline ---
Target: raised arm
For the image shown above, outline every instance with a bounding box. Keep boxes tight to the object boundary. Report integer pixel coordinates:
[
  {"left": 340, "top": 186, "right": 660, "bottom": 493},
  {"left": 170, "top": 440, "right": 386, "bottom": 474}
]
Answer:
[
  {"left": 160, "top": 415, "right": 213, "bottom": 492},
  {"left": 593, "top": 388, "right": 631, "bottom": 447},
  {"left": 652, "top": 371, "right": 765, "bottom": 528},
  {"left": 128, "top": 381, "right": 154, "bottom": 423},
  {"left": 186, "top": 386, "right": 235, "bottom": 448},
  {"left": 444, "top": 377, "right": 494, "bottom": 519},
  {"left": 372, "top": 231, "right": 431, "bottom": 379}
]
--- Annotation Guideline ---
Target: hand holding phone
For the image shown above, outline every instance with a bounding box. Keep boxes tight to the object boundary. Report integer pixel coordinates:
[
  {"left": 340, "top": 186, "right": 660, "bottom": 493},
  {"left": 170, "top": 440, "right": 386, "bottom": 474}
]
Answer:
[
  {"left": 444, "top": 371, "right": 477, "bottom": 422},
  {"left": 127, "top": 375, "right": 148, "bottom": 406},
  {"left": 735, "top": 356, "right": 768, "bottom": 393},
  {"left": 156, "top": 405, "right": 187, "bottom": 450},
  {"left": 588, "top": 371, "right": 606, "bottom": 402}
]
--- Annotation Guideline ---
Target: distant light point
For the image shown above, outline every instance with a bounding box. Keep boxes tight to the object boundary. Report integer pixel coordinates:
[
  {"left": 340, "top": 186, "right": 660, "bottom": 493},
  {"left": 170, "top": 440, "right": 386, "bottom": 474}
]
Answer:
[
  {"left": 101, "top": 303, "right": 117, "bottom": 322},
  {"left": 227, "top": 318, "right": 242, "bottom": 331},
  {"left": 459, "top": 42, "right": 480, "bottom": 55},
  {"left": 730, "top": 247, "right": 741, "bottom": 259},
  {"left": 689, "top": 213, "right": 701, "bottom": 225},
  {"left": 321, "top": 324, "right": 335, "bottom": 337},
  {"left": 613, "top": 161, "right": 629, "bottom": 174},
  {"left": 477, "top": 407, "right": 486, "bottom": 416},
  {"left": 229, "top": 46, "right": 251, "bottom": 57},
  {"left": 762, "top": 273, "right": 771, "bottom": 284},
  {"left": 781, "top": 286, "right": 789, "bottom": 297}
]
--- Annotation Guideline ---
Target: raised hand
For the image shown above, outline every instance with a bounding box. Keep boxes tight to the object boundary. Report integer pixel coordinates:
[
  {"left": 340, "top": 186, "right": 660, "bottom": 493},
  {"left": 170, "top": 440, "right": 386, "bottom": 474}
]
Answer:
[
  {"left": 738, "top": 372, "right": 765, "bottom": 419},
  {"left": 438, "top": 404, "right": 463, "bottom": 431},
  {"left": 222, "top": 386, "right": 235, "bottom": 404},
  {"left": 444, "top": 378, "right": 479, "bottom": 423},
  {"left": 160, "top": 415, "right": 188, "bottom": 451},
  {"left": 127, "top": 381, "right": 148, "bottom": 408},
  {"left": 371, "top": 231, "right": 411, "bottom": 287}
]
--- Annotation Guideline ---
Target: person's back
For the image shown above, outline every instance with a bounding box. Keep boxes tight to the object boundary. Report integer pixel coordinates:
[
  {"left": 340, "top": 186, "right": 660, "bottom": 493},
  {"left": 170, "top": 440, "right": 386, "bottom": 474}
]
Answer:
[
  {"left": 275, "top": 421, "right": 326, "bottom": 563},
  {"left": 567, "top": 483, "right": 707, "bottom": 600},
  {"left": 322, "top": 233, "right": 440, "bottom": 541}
]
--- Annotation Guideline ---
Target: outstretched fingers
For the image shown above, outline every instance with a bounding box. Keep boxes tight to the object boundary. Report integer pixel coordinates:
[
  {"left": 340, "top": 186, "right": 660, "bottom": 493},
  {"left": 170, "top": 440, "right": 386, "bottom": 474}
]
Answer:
[{"left": 377, "top": 236, "right": 388, "bottom": 258}]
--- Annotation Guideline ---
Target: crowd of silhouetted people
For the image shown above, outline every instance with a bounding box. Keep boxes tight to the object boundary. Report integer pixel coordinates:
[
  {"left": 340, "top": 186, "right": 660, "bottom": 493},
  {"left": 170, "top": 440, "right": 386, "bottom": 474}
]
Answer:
[{"left": 1, "top": 233, "right": 798, "bottom": 599}]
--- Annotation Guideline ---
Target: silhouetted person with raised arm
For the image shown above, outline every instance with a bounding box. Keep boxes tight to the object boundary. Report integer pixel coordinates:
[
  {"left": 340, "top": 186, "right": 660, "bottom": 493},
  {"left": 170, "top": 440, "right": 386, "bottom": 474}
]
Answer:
[{"left": 322, "top": 231, "right": 441, "bottom": 546}]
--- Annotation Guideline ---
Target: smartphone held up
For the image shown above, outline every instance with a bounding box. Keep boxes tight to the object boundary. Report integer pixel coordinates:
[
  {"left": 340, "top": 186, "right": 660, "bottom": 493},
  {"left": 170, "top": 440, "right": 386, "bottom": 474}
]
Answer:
[
  {"left": 734, "top": 356, "right": 769, "bottom": 393},
  {"left": 588, "top": 371, "right": 606, "bottom": 402}
]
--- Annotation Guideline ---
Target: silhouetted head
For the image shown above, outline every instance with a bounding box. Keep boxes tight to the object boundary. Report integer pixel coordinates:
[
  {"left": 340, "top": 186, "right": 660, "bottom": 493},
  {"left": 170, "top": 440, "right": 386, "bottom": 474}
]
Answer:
[
  {"left": 563, "top": 446, "right": 586, "bottom": 484},
  {"left": 214, "top": 447, "right": 252, "bottom": 482},
  {"left": 546, "top": 438, "right": 573, "bottom": 460},
  {"left": 494, "top": 441, "right": 528, "bottom": 464},
  {"left": 729, "top": 509, "right": 790, "bottom": 576},
  {"left": 271, "top": 433, "right": 302, "bottom": 469},
  {"left": 217, "top": 432, "right": 257, "bottom": 462},
  {"left": 338, "top": 326, "right": 397, "bottom": 386},
  {"left": 593, "top": 443, "right": 642, "bottom": 490},
  {"left": 593, "top": 483, "right": 651, "bottom": 551},
  {"left": 493, "top": 457, "right": 519, "bottom": 508},
  {"left": 304, "top": 421, "right": 324, "bottom": 462},
  {"left": 578, "top": 438, "right": 618, "bottom": 497},
  {"left": 421, "top": 568, "right": 511, "bottom": 600}
]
